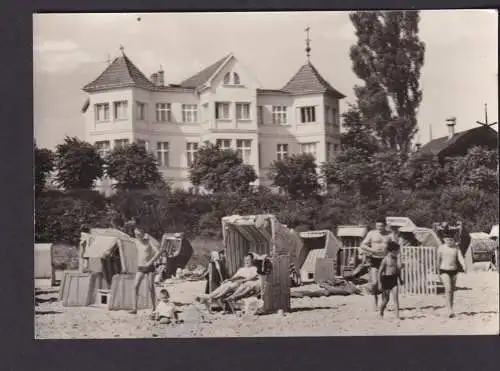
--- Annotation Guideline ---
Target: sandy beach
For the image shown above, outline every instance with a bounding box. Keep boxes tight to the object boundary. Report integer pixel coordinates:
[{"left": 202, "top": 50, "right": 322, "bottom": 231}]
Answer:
[{"left": 35, "top": 271, "right": 499, "bottom": 339}]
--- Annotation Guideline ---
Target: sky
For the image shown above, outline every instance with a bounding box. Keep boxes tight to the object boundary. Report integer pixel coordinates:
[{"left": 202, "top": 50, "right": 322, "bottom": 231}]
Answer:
[{"left": 33, "top": 10, "right": 498, "bottom": 150}]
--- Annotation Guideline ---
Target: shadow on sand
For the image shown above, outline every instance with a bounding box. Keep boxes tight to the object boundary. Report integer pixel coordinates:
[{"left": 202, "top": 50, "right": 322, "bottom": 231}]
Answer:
[
  {"left": 400, "top": 305, "right": 445, "bottom": 311},
  {"left": 35, "top": 310, "right": 62, "bottom": 315},
  {"left": 400, "top": 314, "right": 427, "bottom": 320},
  {"left": 290, "top": 304, "right": 346, "bottom": 313},
  {"left": 436, "top": 286, "right": 471, "bottom": 294},
  {"left": 458, "top": 311, "right": 498, "bottom": 316},
  {"left": 35, "top": 297, "right": 59, "bottom": 304}
]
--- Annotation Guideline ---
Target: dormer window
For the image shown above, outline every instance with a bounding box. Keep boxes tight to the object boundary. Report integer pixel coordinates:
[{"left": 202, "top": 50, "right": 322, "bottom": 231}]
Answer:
[{"left": 223, "top": 72, "right": 241, "bottom": 85}]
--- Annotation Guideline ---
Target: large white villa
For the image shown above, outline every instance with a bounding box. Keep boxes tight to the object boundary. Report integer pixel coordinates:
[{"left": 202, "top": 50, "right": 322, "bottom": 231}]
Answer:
[{"left": 82, "top": 47, "right": 345, "bottom": 191}]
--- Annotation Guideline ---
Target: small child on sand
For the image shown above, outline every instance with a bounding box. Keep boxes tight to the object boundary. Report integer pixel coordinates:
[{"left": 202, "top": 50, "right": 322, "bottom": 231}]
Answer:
[
  {"left": 153, "top": 289, "right": 183, "bottom": 324},
  {"left": 378, "top": 241, "right": 404, "bottom": 319}
]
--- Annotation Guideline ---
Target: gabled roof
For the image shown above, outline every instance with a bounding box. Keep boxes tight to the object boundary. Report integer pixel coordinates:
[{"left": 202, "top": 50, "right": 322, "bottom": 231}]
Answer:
[
  {"left": 83, "top": 53, "right": 155, "bottom": 92},
  {"left": 180, "top": 54, "right": 232, "bottom": 89},
  {"left": 282, "top": 62, "right": 345, "bottom": 98},
  {"left": 419, "top": 126, "right": 498, "bottom": 157}
]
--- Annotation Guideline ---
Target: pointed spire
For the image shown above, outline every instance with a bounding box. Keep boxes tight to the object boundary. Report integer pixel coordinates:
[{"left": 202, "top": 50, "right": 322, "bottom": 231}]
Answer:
[
  {"left": 305, "top": 26, "right": 311, "bottom": 62},
  {"left": 119, "top": 45, "right": 125, "bottom": 54}
]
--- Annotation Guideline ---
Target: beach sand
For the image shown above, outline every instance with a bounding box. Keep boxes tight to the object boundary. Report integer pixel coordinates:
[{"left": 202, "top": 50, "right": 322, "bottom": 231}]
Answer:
[{"left": 35, "top": 271, "right": 499, "bottom": 338}]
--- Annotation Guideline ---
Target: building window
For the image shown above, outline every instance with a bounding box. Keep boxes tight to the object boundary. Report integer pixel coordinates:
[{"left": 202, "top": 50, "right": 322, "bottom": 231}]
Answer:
[
  {"left": 325, "top": 105, "right": 331, "bottom": 124},
  {"left": 277, "top": 144, "right": 289, "bottom": 161},
  {"left": 155, "top": 103, "right": 171, "bottom": 122},
  {"left": 156, "top": 142, "right": 169, "bottom": 167},
  {"left": 300, "top": 106, "right": 316, "bottom": 123},
  {"left": 236, "top": 139, "right": 252, "bottom": 164},
  {"left": 182, "top": 104, "right": 198, "bottom": 123},
  {"left": 233, "top": 73, "right": 240, "bottom": 85},
  {"left": 215, "top": 102, "right": 231, "bottom": 120},
  {"left": 136, "top": 101, "right": 146, "bottom": 120},
  {"left": 114, "top": 101, "right": 128, "bottom": 120},
  {"left": 114, "top": 139, "right": 129, "bottom": 149},
  {"left": 236, "top": 103, "right": 250, "bottom": 120},
  {"left": 257, "top": 106, "right": 264, "bottom": 125},
  {"left": 332, "top": 107, "right": 339, "bottom": 127},
  {"left": 216, "top": 139, "right": 231, "bottom": 150},
  {"left": 186, "top": 142, "right": 199, "bottom": 167},
  {"left": 272, "top": 106, "right": 287, "bottom": 125},
  {"left": 95, "top": 103, "right": 110, "bottom": 122},
  {"left": 136, "top": 139, "right": 148, "bottom": 151},
  {"left": 300, "top": 142, "right": 317, "bottom": 159},
  {"left": 95, "top": 140, "right": 110, "bottom": 157},
  {"left": 223, "top": 72, "right": 230, "bottom": 85}
]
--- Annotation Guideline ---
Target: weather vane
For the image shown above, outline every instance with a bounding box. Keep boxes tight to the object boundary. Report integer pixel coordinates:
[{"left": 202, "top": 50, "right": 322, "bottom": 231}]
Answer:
[
  {"left": 119, "top": 45, "right": 125, "bottom": 54},
  {"left": 305, "top": 26, "right": 311, "bottom": 62},
  {"left": 476, "top": 103, "right": 497, "bottom": 128}
]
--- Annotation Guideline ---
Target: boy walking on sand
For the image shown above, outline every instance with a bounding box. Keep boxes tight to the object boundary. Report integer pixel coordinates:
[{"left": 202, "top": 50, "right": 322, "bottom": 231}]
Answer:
[{"left": 378, "top": 241, "right": 404, "bottom": 319}]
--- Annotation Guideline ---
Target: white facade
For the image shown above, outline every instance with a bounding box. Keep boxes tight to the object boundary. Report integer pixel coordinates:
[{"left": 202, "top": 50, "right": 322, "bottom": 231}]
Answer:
[{"left": 83, "top": 54, "right": 343, "bottom": 191}]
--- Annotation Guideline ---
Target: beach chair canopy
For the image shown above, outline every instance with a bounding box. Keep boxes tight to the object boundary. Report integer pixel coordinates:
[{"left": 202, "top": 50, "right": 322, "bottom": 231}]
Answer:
[
  {"left": 386, "top": 217, "right": 416, "bottom": 229},
  {"left": 489, "top": 224, "right": 499, "bottom": 239},
  {"left": 83, "top": 234, "right": 138, "bottom": 273},
  {"left": 34, "top": 243, "right": 53, "bottom": 279},
  {"left": 83, "top": 235, "right": 120, "bottom": 258},
  {"left": 399, "top": 227, "right": 441, "bottom": 248},
  {"left": 90, "top": 228, "right": 131, "bottom": 238},
  {"left": 222, "top": 214, "right": 302, "bottom": 275},
  {"left": 337, "top": 225, "right": 367, "bottom": 238}
]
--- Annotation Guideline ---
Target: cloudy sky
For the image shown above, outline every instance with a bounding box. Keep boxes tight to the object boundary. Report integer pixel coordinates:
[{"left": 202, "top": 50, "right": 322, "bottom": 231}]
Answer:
[{"left": 33, "top": 11, "right": 498, "bottom": 149}]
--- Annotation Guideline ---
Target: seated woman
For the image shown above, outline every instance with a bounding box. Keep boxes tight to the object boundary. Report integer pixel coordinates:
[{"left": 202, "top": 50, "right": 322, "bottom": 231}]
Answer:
[{"left": 197, "top": 254, "right": 258, "bottom": 312}]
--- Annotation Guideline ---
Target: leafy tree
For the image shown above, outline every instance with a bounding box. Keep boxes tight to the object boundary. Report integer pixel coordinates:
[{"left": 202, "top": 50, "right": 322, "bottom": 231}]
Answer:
[
  {"left": 189, "top": 142, "right": 257, "bottom": 194},
  {"left": 321, "top": 148, "right": 376, "bottom": 198},
  {"left": 369, "top": 150, "right": 404, "bottom": 193},
  {"left": 54, "top": 136, "right": 104, "bottom": 190},
  {"left": 106, "top": 143, "right": 163, "bottom": 191},
  {"left": 340, "top": 105, "right": 380, "bottom": 155},
  {"left": 34, "top": 144, "right": 54, "bottom": 195},
  {"left": 268, "top": 153, "right": 320, "bottom": 199},
  {"left": 35, "top": 190, "right": 107, "bottom": 245},
  {"left": 444, "top": 146, "right": 498, "bottom": 192},
  {"left": 400, "top": 152, "right": 446, "bottom": 191},
  {"left": 349, "top": 11, "right": 425, "bottom": 155}
]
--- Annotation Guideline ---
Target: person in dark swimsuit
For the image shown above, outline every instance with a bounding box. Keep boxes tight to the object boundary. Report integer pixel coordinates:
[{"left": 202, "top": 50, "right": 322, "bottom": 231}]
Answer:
[
  {"left": 377, "top": 241, "right": 403, "bottom": 319},
  {"left": 438, "top": 230, "right": 466, "bottom": 318}
]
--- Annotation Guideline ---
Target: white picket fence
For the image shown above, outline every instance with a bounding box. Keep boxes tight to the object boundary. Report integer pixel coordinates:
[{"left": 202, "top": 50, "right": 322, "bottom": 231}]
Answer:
[{"left": 399, "top": 245, "right": 439, "bottom": 296}]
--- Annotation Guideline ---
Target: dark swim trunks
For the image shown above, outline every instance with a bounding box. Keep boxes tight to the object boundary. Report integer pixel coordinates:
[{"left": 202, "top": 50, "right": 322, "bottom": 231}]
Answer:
[
  {"left": 381, "top": 275, "right": 399, "bottom": 290},
  {"left": 138, "top": 265, "right": 155, "bottom": 274},
  {"left": 367, "top": 256, "right": 383, "bottom": 269},
  {"left": 439, "top": 268, "right": 458, "bottom": 277}
]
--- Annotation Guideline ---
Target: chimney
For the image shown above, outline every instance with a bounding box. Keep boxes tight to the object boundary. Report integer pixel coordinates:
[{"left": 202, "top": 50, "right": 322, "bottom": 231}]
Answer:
[
  {"left": 415, "top": 142, "right": 421, "bottom": 151},
  {"left": 157, "top": 68, "right": 164, "bottom": 86},
  {"left": 446, "top": 117, "right": 456, "bottom": 140},
  {"left": 150, "top": 72, "right": 158, "bottom": 85}
]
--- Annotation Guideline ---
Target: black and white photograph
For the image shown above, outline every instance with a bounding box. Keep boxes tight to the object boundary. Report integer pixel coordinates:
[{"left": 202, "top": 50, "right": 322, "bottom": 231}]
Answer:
[{"left": 33, "top": 10, "right": 498, "bottom": 339}]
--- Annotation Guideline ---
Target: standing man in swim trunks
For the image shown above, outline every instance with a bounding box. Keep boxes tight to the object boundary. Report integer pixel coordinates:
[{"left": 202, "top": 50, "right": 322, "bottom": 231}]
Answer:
[
  {"left": 361, "top": 219, "right": 391, "bottom": 310},
  {"left": 438, "top": 230, "right": 466, "bottom": 318},
  {"left": 130, "top": 223, "right": 162, "bottom": 315}
]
